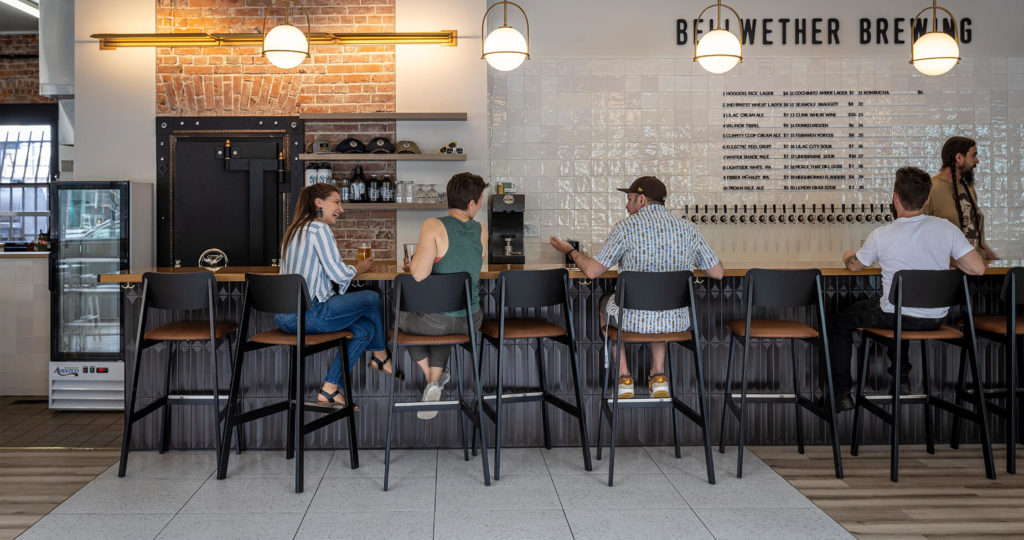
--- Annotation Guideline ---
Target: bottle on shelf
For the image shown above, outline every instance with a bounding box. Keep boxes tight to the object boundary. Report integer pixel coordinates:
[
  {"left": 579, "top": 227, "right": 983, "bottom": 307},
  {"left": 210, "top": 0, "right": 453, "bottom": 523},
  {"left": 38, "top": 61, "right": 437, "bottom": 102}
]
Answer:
[
  {"left": 339, "top": 176, "right": 351, "bottom": 203},
  {"left": 304, "top": 161, "right": 318, "bottom": 187},
  {"left": 368, "top": 174, "right": 381, "bottom": 202},
  {"left": 381, "top": 175, "right": 394, "bottom": 203},
  {"left": 350, "top": 165, "right": 366, "bottom": 203},
  {"left": 316, "top": 162, "right": 332, "bottom": 185}
]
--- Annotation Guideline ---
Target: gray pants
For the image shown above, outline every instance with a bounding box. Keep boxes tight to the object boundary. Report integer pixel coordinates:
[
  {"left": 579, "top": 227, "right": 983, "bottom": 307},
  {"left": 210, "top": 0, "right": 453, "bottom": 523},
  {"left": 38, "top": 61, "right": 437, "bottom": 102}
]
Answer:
[{"left": 397, "top": 310, "right": 483, "bottom": 369}]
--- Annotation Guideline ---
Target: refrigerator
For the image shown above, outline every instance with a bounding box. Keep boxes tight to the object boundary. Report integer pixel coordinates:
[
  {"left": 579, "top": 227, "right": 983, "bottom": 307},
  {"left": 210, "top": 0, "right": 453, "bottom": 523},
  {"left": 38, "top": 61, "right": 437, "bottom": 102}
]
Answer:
[{"left": 49, "top": 181, "right": 153, "bottom": 410}]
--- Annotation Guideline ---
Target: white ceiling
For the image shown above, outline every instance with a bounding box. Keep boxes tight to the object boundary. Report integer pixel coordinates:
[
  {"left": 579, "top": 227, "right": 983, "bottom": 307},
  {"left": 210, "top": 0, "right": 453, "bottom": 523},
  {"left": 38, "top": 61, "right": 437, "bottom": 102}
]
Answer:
[{"left": 0, "top": 3, "right": 39, "bottom": 33}]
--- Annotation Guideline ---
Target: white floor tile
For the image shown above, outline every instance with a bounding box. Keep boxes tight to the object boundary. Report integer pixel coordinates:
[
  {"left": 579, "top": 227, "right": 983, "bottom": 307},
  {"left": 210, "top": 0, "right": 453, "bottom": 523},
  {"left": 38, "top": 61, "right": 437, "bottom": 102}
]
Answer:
[
  {"left": 551, "top": 473, "right": 688, "bottom": 510},
  {"left": 19, "top": 513, "right": 173, "bottom": 540},
  {"left": 695, "top": 507, "right": 853, "bottom": 540},
  {"left": 157, "top": 512, "right": 304, "bottom": 539},
  {"left": 297, "top": 511, "right": 434, "bottom": 540},
  {"left": 180, "top": 477, "right": 316, "bottom": 514},
  {"left": 435, "top": 509, "right": 573, "bottom": 540},
  {"left": 565, "top": 508, "right": 714, "bottom": 539},
  {"left": 100, "top": 451, "right": 218, "bottom": 479},
  {"left": 53, "top": 478, "right": 203, "bottom": 514}
]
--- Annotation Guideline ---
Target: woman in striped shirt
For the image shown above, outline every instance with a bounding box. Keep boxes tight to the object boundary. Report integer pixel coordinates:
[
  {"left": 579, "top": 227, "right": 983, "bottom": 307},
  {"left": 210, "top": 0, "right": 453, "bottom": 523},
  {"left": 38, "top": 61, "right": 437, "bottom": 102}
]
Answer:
[{"left": 274, "top": 183, "right": 396, "bottom": 408}]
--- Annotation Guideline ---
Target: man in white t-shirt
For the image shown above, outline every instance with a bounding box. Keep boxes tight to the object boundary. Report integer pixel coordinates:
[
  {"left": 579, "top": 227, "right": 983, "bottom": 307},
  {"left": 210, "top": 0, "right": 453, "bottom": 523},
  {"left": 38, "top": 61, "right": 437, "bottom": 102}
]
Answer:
[{"left": 828, "top": 166, "right": 986, "bottom": 411}]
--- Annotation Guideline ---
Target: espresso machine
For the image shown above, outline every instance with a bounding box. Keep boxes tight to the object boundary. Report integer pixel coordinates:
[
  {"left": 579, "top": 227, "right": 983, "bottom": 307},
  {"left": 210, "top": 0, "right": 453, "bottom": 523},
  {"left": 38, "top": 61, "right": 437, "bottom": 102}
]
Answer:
[{"left": 488, "top": 193, "right": 525, "bottom": 264}]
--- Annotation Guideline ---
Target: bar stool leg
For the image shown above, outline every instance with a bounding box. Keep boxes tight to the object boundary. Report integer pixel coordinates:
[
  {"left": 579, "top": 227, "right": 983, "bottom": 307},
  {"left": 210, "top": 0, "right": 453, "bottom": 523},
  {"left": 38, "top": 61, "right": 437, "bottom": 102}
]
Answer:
[
  {"left": 118, "top": 340, "right": 147, "bottom": 477},
  {"left": 160, "top": 343, "right": 175, "bottom": 454},
  {"left": 294, "top": 345, "right": 306, "bottom": 493},
  {"left": 791, "top": 339, "right": 805, "bottom": 454},
  {"left": 596, "top": 339, "right": 612, "bottom": 461},
  {"left": 537, "top": 341, "right": 553, "bottom": 450},
  {"left": 692, "top": 340, "right": 716, "bottom": 485},
  {"left": 967, "top": 335, "right": 997, "bottom": 480},
  {"left": 950, "top": 347, "right": 968, "bottom": 450},
  {"left": 458, "top": 343, "right": 470, "bottom": 461},
  {"left": 383, "top": 344, "right": 399, "bottom": 491},
  {"left": 340, "top": 340, "right": 358, "bottom": 469},
  {"left": 851, "top": 335, "right": 871, "bottom": 457},
  {"left": 890, "top": 339, "right": 902, "bottom": 483},
  {"left": 819, "top": 340, "right": 844, "bottom": 479},
  {"left": 224, "top": 338, "right": 244, "bottom": 456},
  {"left": 921, "top": 341, "right": 935, "bottom": 455},
  {"left": 718, "top": 335, "right": 737, "bottom": 454},
  {"left": 666, "top": 343, "right": 680, "bottom": 459},
  {"left": 607, "top": 341, "right": 623, "bottom": 487},
  {"left": 218, "top": 347, "right": 246, "bottom": 479},
  {"left": 286, "top": 350, "right": 297, "bottom": 460},
  {"left": 210, "top": 339, "right": 224, "bottom": 477},
  {"left": 1009, "top": 333, "right": 1018, "bottom": 474},
  {"left": 737, "top": 336, "right": 750, "bottom": 478},
  {"left": 493, "top": 339, "right": 505, "bottom": 481},
  {"left": 567, "top": 336, "right": 592, "bottom": 472},
  {"left": 470, "top": 338, "right": 492, "bottom": 486}
]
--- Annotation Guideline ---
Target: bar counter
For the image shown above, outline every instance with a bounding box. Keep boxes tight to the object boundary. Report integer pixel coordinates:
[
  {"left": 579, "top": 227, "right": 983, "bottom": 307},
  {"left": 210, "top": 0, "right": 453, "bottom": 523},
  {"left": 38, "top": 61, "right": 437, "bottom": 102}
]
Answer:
[
  {"left": 100, "top": 260, "right": 1019, "bottom": 453},
  {"left": 98, "top": 260, "right": 1019, "bottom": 283}
]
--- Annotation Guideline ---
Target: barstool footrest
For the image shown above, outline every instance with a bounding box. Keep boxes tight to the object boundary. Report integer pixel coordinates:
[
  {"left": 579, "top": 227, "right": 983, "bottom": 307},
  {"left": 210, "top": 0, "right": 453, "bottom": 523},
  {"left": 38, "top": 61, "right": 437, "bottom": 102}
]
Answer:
[
  {"left": 393, "top": 399, "right": 463, "bottom": 412},
  {"left": 302, "top": 406, "right": 354, "bottom": 434},
  {"left": 129, "top": 397, "right": 168, "bottom": 423},
  {"left": 231, "top": 401, "right": 291, "bottom": 425}
]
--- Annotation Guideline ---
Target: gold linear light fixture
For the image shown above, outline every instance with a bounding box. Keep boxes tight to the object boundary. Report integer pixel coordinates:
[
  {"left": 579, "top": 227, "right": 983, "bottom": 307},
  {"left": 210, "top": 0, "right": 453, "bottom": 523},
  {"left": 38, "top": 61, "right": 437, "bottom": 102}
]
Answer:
[{"left": 91, "top": 31, "right": 458, "bottom": 50}]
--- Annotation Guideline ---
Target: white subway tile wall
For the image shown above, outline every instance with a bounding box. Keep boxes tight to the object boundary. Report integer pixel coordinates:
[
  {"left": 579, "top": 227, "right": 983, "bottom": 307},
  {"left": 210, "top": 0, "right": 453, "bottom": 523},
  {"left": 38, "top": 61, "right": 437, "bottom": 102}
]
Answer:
[{"left": 489, "top": 57, "right": 1024, "bottom": 264}]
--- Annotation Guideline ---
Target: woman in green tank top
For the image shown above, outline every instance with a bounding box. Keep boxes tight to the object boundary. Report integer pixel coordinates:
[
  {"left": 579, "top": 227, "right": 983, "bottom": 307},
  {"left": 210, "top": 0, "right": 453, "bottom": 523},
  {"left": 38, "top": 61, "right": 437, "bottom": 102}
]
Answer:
[{"left": 399, "top": 172, "right": 489, "bottom": 419}]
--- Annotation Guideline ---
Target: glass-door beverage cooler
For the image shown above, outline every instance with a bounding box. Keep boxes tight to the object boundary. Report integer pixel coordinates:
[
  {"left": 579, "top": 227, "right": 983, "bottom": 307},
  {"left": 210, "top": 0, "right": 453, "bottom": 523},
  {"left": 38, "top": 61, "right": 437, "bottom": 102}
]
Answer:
[{"left": 49, "top": 181, "right": 152, "bottom": 410}]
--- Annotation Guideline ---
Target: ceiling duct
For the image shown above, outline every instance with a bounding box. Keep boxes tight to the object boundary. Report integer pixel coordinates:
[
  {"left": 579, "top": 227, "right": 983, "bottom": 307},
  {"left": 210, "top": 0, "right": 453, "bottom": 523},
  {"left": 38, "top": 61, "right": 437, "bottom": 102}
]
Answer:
[{"left": 38, "top": 0, "right": 74, "bottom": 98}]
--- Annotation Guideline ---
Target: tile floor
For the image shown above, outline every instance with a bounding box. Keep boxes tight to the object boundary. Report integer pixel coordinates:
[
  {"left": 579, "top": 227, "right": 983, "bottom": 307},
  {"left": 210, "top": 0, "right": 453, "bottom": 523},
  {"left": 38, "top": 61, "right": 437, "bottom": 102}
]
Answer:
[{"left": 19, "top": 446, "right": 852, "bottom": 540}]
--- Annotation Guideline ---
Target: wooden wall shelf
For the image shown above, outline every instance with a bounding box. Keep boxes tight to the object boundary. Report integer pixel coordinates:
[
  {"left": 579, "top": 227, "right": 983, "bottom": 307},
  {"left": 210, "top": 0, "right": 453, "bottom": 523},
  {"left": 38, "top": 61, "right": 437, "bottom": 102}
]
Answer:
[
  {"left": 300, "top": 112, "right": 467, "bottom": 121},
  {"left": 299, "top": 153, "right": 466, "bottom": 161},
  {"left": 344, "top": 203, "right": 447, "bottom": 210}
]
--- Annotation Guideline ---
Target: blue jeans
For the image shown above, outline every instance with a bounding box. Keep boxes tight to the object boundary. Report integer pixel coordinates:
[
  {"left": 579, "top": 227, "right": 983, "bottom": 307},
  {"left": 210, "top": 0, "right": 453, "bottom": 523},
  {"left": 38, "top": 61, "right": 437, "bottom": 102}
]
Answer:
[{"left": 274, "top": 290, "right": 386, "bottom": 386}]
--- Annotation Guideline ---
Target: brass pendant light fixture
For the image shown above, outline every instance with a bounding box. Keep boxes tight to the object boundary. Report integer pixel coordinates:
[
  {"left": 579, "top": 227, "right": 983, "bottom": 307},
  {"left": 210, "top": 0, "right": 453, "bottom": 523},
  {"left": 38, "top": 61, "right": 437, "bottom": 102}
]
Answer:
[
  {"left": 481, "top": 1, "right": 530, "bottom": 71},
  {"left": 693, "top": 0, "right": 743, "bottom": 74},
  {"left": 261, "top": 0, "right": 311, "bottom": 69},
  {"left": 910, "top": 0, "right": 961, "bottom": 76}
]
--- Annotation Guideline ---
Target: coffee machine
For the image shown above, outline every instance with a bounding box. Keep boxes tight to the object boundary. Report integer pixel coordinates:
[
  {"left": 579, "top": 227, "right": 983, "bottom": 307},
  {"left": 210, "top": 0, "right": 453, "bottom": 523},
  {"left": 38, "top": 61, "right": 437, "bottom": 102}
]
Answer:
[{"left": 488, "top": 194, "right": 525, "bottom": 264}]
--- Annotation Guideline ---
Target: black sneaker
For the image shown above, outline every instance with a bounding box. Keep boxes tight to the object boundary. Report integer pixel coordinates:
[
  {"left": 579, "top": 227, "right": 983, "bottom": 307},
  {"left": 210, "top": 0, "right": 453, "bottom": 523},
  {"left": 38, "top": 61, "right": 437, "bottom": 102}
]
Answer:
[{"left": 834, "top": 393, "right": 856, "bottom": 412}]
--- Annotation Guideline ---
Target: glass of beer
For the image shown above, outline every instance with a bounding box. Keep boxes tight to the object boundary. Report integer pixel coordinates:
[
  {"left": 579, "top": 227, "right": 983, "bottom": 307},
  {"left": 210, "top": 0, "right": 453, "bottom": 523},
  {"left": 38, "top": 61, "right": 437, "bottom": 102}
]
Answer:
[
  {"left": 357, "top": 243, "right": 371, "bottom": 261},
  {"left": 403, "top": 243, "right": 417, "bottom": 266}
]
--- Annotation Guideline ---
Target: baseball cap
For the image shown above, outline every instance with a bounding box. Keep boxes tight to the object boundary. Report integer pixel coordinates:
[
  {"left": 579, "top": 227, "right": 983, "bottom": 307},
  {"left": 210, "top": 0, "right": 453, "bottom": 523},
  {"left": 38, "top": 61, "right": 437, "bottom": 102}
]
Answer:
[
  {"left": 336, "top": 137, "right": 366, "bottom": 153},
  {"left": 395, "top": 140, "right": 421, "bottom": 154},
  {"left": 368, "top": 136, "right": 395, "bottom": 154},
  {"left": 616, "top": 176, "right": 666, "bottom": 203}
]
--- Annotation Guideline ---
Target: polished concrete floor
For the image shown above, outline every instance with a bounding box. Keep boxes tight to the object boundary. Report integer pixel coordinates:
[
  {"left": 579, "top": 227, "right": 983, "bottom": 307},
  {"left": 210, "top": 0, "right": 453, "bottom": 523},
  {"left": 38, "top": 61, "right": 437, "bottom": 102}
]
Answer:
[{"left": 16, "top": 446, "right": 850, "bottom": 540}]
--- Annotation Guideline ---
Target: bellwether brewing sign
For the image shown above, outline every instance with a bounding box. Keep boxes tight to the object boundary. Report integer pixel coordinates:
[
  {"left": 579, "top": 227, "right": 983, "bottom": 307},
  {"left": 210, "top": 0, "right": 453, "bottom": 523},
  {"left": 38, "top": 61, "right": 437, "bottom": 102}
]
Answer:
[{"left": 676, "top": 16, "right": 972, "bottom": 47}]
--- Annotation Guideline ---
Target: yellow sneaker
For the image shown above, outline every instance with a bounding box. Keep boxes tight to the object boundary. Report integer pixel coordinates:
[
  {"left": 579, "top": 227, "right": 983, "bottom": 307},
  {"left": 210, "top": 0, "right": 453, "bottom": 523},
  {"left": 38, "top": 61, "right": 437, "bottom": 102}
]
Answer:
[
  {"left": 617, "top": 376, "right": 635, "bottom": 399},
  {"left": 649, "top": 373, "right": 670, "bottom": 398}
]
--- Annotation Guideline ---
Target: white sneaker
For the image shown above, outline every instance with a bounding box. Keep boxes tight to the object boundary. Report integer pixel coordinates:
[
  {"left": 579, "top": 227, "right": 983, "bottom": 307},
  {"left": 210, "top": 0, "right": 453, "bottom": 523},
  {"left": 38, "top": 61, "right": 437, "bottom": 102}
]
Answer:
[
  {"left": 417, "top": 381, "right": 442, "bottom": 420},
  {"left": 617, "top": 376, "right": 635, "bottom": 399},
  {"left": 649, "top": 373, "right": 670, "bottom": 399},
  {"left": 439, "top": 368, "right": 451, "bottom": 389}
]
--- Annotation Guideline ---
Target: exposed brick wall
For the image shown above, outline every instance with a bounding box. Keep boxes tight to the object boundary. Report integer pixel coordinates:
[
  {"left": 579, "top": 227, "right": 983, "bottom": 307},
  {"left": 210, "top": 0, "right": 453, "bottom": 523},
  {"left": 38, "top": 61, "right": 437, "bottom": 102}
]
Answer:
[
  {"left": 334, "top": 210, "right": 396, "bottom": 262},
  {"left": 0, "top": 34, "right": 56, "bottom": 104},
  {"left": 155, "top": 0, "right": 395, "bottom": 116},
  {"left": 155, "top": 0, "right": 400, "bottom": 260}
]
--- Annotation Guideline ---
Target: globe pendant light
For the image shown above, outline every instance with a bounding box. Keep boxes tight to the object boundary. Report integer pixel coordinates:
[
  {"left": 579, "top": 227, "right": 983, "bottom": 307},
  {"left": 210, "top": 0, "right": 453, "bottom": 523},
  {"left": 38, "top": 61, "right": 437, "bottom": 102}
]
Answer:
[
  {"left": 481, "top": 1, "right": 530, "bottom": 71},
  {"left": 694, "top": 1, "right": 742, "bottom": 74},
  {"left": 262, "top": 0, "right": 311, "bottom": 69},
  {"left": 910, "top": 0, "right": 960, "bottom": 76}
]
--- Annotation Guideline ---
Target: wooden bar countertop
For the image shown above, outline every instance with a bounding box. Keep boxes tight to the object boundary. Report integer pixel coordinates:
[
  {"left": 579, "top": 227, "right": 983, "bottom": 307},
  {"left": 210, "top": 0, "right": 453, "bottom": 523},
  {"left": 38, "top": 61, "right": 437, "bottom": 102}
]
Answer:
[{"left": 98, "top": 260, "right": 1018, "bottom": 283}]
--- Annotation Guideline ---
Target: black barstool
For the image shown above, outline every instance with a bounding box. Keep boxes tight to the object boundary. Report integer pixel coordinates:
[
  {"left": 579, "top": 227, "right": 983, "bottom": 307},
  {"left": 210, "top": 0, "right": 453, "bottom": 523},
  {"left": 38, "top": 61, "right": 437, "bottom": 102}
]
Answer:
[
  {"left": 382, "top": 272, "right": 490, "bottom": 490},
  {"left": 217, "top": 273, "right": 358, "bottom": 493},
  {"left": 119, "top": 271, "right": 238, "bottom": 478},
  {"left": 718, "top": 269, "right": 843, "bottom": 479},
  {"left": 479, "top": 268, "right": 592, "bottom": 480},
  {"left": 951, "top": 267, "right": 1023, "bottom": 473},
  {"left": 596, "top": 270, "right": 715, "bottom": 487},
  {"left": 851, "top": 269, "right": 996, "bottom": 482}
]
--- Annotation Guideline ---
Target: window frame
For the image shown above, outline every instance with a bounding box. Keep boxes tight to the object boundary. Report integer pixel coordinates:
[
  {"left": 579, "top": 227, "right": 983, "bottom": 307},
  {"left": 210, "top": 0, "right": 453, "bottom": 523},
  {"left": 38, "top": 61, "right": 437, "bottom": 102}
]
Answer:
[{"left": 0, "top": 103, "right": 59, "bottom": 242}]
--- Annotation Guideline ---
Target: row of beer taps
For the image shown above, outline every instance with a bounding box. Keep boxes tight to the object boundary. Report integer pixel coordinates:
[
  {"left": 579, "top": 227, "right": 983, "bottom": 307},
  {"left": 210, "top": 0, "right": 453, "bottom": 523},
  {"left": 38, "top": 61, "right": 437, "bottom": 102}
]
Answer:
[{"left": 681, "top": 203, "right": 895, "bottom": 225}]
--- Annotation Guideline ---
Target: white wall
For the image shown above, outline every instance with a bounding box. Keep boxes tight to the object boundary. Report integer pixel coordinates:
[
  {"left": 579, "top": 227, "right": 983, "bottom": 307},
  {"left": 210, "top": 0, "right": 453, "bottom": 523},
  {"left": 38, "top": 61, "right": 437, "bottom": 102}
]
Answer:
[
  {"left": 394, "top": 0, "right": 489, "bottom": 265},
  {"left": 74, "top": 0, "right": 155, "bottom": 183},
  {"left": 489, "top": 0, "right": 1024, "bottom": 263}
]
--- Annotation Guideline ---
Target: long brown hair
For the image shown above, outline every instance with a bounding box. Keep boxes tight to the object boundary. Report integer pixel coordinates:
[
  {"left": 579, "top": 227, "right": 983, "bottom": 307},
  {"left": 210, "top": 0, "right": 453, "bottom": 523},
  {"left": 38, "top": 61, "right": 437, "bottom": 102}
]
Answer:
[
  {"left": 282, "top": 183, "right": 340, "bottom": 256},
  {"left": 939, "top": 136, "right": 979, "bottom": 235}
]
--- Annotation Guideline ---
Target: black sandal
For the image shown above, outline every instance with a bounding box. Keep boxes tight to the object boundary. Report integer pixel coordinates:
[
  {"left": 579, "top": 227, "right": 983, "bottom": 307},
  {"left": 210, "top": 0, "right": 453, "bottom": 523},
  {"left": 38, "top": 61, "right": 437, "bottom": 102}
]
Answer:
[
  {"left": 317, "top": 389, "right": 358, "bottom": 411},
  {"left": 368, "top": 350, "right": 404, "bottom": 380}
]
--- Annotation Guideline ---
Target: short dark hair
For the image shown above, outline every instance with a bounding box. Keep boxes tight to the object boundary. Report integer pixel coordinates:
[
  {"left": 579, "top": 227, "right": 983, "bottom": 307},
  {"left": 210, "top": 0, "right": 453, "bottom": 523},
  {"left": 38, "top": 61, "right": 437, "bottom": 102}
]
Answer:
[
  {"left": 446, "top": 172, "right": 488, "bottom": 210},
  {"left": 893, "top": 166, "right": 932, "bottom": 211}
]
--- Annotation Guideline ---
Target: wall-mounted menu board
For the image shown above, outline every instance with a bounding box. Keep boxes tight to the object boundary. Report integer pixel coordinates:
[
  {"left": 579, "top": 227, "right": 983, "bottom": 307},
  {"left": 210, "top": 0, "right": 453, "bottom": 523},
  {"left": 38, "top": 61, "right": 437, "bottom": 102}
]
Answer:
[{"left": 717, "top": 88, "right": 927, "bottom": 192}]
